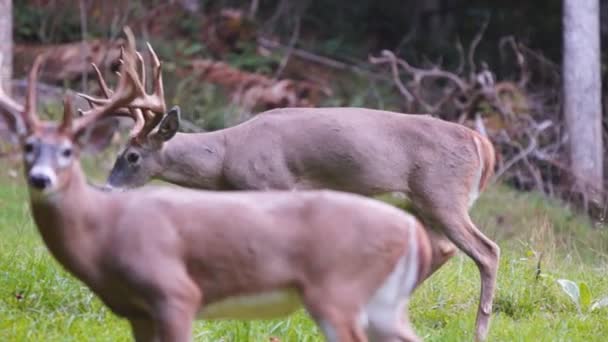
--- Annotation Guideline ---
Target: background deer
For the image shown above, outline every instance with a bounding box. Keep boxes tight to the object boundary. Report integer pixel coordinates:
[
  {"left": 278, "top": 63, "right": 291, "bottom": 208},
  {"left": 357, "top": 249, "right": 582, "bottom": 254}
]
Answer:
[
  {"left": 87, "top": 33, "right": 499, "bottom": 341},
  {"left": 0, "top": 31, "right": 433, "bottom": 342}
]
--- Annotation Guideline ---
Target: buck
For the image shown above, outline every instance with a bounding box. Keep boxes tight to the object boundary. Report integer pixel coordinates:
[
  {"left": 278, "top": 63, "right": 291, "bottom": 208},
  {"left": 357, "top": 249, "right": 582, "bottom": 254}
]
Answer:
[
  {"left": 0, "top": 31, "right": 433, "bottom": 342},
  {"left": 85, "top": 32, "right": 499, "bottom": 342}
]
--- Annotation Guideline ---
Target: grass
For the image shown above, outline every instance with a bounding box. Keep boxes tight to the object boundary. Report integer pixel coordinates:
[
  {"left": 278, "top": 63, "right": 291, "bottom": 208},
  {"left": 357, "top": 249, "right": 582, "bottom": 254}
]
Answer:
[{"left": 1, "top": 167, "right": 608, "bottom": 341}]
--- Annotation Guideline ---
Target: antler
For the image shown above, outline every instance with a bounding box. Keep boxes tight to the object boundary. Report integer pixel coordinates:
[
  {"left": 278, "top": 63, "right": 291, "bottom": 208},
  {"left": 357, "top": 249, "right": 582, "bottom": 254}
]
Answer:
[
  {"left": 0, "top": 66, "right": 23, "bottom": 134},
  {"left": 76, "top": 32, "right": 166, "bottom": 141},
  {"left": 0, "top": 53, "right": 45, "bottom": 136}
]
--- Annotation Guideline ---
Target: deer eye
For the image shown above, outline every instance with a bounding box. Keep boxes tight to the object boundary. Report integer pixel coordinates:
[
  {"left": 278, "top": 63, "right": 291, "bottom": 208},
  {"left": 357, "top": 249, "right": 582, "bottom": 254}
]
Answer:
[
  {"left": 24, "top": 142, "right": 35, "bottom": 154},
  {"left": 61, "top": 147, "right": 72, "bottom": 158},
  {"left": 56, "top": 144, "right": 73, "bottom": 167},
  {"left": 126, "top": 152, "right": 140, "bottom": 164},
  {"left": 23, "top": 138, "right": 38, "bottom": 164}
]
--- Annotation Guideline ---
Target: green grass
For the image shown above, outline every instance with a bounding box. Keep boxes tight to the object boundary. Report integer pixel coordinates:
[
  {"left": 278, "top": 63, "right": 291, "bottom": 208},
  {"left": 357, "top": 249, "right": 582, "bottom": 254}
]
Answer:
[{"left": 1, "top": 170, "right": 608, "bottom": 341}]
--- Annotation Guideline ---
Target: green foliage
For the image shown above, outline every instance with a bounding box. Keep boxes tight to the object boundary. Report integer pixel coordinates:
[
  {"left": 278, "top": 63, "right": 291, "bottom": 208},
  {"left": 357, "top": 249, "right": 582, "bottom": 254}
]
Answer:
[
  {"left": 14, "top": 2, "right": 84, "bottom": 43},
  {"left": 320, "top": 74, "right": 403, "bottom": 110},
  {"left": 167, "top": 73, "right": 243, "bottom": 131},
  {"left": 225, "top": 42, "right": 280, "bottom": 75},
  {"left": 556, "top": 279, "right": 608, "bottom": 314},
  {"left": 13, "top": 4, "right": 42, "bottom": 42}
]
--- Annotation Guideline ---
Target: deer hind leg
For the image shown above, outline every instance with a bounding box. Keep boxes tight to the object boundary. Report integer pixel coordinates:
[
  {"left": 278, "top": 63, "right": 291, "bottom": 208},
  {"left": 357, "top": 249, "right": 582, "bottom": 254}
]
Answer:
[
  {"left": 363, "top": 257, "right": 422, "bottom": 342},
  {"left": 365, "top": 299, "right": 421, "bottom": 342},
  {"left": 431, "top": 208, "right": 499, "bottom": 342},
  {"left": 397, "top": 202, "right": 458, "bottom": 280},
  {"left": 424, "top": 229, "right": 458, "bottom": 279}
]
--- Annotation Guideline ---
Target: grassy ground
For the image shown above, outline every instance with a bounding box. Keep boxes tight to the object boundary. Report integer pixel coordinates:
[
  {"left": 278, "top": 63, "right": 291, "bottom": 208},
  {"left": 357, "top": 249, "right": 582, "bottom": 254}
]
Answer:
[{"left": 1, "top": 169, "right": 608, "bottom": 341}]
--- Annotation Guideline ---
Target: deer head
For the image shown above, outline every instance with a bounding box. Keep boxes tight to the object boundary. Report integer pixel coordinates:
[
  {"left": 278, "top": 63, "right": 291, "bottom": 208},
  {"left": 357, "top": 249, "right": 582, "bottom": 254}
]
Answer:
[
  {"left": 106, "top": 105, "right": 180, "bottom": 188},
  {"left": 0, "top": 27, "right": 161, "bottom": 196},
  {"left": 75, "top": 36, "right": 180, "bottom": 189}
]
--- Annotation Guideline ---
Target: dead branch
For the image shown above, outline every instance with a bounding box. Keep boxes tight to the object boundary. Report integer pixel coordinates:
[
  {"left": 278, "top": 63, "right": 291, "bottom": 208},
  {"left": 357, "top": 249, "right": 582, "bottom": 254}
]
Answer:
[
  {"left": 370, "top": 50, "right": 469, "bottom": 114},
  {"left": 493, "top": 119, "right": 552, "bottom": 182},
  {"left": 499, "top": 36, "right": 530, "bottom": 88},
  {"left": 369, "top": 51, "right": 414, "bottom": 103},
  {"left": 258, "top": 37, "right": 385, "bottom": 81},
  {"left": 370, "top": 30, "right": 607, "bottom": 216},
  {"left": 467, "top": 16, "right": 490, "bottom": 79},
  {"left": 273, "top": 16, "right": 301, "bottom": 80}
]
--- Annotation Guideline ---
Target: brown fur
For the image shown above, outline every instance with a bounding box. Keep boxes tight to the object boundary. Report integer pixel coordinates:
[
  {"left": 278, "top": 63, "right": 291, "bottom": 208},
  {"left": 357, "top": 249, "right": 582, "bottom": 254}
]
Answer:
[
  {"left": 31, "top": 159, "right": 431, "bottom": 342},
  {"left": 476, "top": 132, "right": 496, "bottom": 192},
  {"left": 2, "top": 69, "right": 432, "bottom": 341},
  {"left": 109, "top": 107, "right": 500, "bottom": 341}
]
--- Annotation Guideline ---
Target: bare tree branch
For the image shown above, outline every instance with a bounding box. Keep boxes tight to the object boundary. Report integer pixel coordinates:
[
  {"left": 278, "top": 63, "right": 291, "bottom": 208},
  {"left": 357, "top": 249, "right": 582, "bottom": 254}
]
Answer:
[
  {"left": 467, "top": 15, "right": 490, "bottom": 79},
  {"left": 274, "top": 16, "right": 300, "bottom": 80}
]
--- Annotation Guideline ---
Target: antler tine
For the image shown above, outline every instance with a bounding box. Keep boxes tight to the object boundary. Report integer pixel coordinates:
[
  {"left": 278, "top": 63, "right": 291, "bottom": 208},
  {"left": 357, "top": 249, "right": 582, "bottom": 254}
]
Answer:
[
  {"left": 0, "top": 53, "right": 50, "bottom": 136},
  {"left": 0, "top": 55, "right": 25, "bottom": 136},
  {"left": 73, "top": 28, "right": 168, "bottom": 138},
  {"left": 129, "top": 108, "right": 147, "bottom": 141},
  {"left": 23, "top": 55, "right": 45, "bottom": 130},
  {"left": 77, "top": 59, "right": 123, "bottom": 107},
  {"left": 59, "top": 96, "right": 74, "bottom": 133},
  {"left": 136, "top": 51, "right": 146, "bottom": 92},
  {"left": 76, "top": 63, "right": 133, "bottom": 120},
  {"left": 125, "top": 42, "right": 164, "bottom": 114},
  {"left": 130, "top": 42, "right": 166, "bottom": 141},
  {"left": 147, "top": 42, "right": 165, "bottom": 110},
  {"left": 0, "top": 54, "right": 23, "bottom": 112},
  {"left": 91, "top": 63, "right": 113, "bottom": 98},
  {"left": 72, "top": 27, "right": 142, "bottom": 134}
]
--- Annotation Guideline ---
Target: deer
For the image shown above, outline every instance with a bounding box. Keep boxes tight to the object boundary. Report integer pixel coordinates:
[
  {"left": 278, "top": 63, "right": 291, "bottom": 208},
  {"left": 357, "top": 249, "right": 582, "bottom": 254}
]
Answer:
[
  {"left": 0, "top": 30, "right": 433, "bottom": 342},
  {"left": 82, "top": 30, "right": 499, "bottom": 342}
]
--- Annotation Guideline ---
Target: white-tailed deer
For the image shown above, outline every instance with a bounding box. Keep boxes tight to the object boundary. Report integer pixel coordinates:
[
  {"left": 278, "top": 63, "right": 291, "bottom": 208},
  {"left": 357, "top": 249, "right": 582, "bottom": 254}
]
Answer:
[
  {"left": 86, "top": 32, "right": 499, "bottom": 342},
  {"left": 0, "top": 30, "right": 433, "bottom": 342}
]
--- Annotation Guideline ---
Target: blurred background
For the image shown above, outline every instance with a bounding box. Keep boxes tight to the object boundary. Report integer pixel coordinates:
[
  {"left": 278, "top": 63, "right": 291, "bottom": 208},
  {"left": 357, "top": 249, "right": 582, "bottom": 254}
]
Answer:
[
  {"left": 0, "top": 0, "right": 607, "bottom": 214},
  {"left": 2, "top": 2, "right": 608, "bottom": 341}
]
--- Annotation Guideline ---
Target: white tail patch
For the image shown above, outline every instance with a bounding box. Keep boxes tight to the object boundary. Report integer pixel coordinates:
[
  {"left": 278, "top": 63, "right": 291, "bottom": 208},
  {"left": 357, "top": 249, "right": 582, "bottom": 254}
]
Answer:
[
  {"left": 403, "top": 217, "right": 419, "bottom": 294},
  {"left": 360, "top": 216, "right": 419, "bottom": 334},
  {"left": 468, "top": 136, "right": 484, "bottom": 208}
]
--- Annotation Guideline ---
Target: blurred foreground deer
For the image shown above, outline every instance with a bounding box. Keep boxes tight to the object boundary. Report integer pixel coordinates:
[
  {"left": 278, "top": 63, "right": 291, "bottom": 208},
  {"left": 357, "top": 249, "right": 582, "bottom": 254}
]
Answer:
[
  {"left": 0, "top": 29, "right": 433, "bottom": 342},
  {"left": 87, "top": 30, "right": 498, "bottom": 341}
]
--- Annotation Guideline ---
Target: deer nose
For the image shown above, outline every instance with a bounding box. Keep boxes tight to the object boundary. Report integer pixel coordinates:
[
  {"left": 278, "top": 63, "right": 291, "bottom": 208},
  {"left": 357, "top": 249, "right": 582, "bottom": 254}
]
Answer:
[
  {"left": 28, "top": 165, "right": 56, "bottom": 190},
  {"left": 28, "top": 171, "right": 52, "bottom": 190}
]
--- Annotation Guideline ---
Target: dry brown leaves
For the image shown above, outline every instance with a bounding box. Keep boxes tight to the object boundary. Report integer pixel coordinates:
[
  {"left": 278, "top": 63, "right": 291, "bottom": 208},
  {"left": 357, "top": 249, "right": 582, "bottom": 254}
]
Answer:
[
  {"left": 14, "top": 40, "right": 123, "bottom": 82},
  {"left": 186, "top": 59, "right": 331, "bottom": 111}
]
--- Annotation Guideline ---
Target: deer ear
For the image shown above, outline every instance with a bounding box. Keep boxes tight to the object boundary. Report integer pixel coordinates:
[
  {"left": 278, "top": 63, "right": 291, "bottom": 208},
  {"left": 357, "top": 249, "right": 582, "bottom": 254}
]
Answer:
[
  {"left": 154, "top": 106, "right": 180, "bottom": 142},
  {"left": 75, "top": 118, "right": 119, "bottom": 154}
]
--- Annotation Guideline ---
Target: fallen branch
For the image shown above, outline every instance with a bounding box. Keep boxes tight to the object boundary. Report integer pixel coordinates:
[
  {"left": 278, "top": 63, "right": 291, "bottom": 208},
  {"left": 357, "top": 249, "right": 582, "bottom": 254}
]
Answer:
[{"left": 257, "top": 37, "right": 385, "bottom": 81}]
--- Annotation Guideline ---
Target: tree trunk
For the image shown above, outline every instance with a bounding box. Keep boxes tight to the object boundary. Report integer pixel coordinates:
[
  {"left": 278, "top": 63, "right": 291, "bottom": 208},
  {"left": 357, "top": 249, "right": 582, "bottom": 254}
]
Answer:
[
  {"left": 0, "top": 0, "right": 12, "bottom": 141},
  {"left": 562, "top": 0, "right": 603, "bottom": 207},
  {"left": 0, "top": 0, "right": 12, "bottom": 95}
]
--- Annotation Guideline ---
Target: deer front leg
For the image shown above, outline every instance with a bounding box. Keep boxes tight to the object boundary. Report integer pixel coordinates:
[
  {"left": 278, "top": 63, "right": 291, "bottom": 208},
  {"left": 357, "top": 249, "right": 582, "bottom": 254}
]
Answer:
[
  {"left": 150, "top": 272, "right": 202, "bottom": 342},
  {"left": 129, "top": 318, "right": 157, "bottom": 342},
  {"left": 154, "top": 300, "right": 198, "bottom": 342}
]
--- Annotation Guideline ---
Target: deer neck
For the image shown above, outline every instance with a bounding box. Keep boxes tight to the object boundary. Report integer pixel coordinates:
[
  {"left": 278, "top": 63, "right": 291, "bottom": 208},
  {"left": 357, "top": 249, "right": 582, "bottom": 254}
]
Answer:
[
  {"left": 158, "top": 131, "right": 227, "bottom": 189},
  {"left": 28, "top": 162, "right": 108, "bottom": 283}
]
